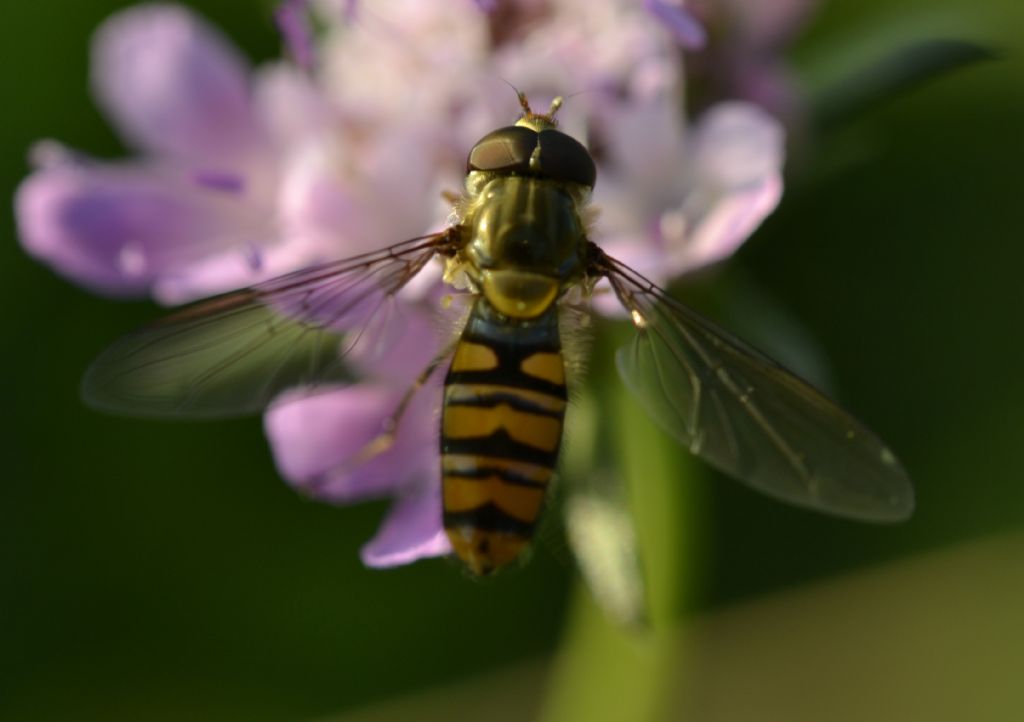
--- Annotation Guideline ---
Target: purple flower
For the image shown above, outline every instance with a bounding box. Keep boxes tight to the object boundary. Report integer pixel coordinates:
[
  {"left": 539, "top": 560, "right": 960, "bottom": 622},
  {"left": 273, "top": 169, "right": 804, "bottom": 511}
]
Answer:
[
  {"left": 643, "top": 0, "right": 708, "bottom": 50},
  {"left": 268, "top": 0, "right": 785, "bottom": 564},
  {"left": 15, "top": 4, "right": 437, "bottom": 304},
  {"left": 267, "top": 383, "right": 448, "bottom": 566},
  {"left": 265, "top": 278, "right": 456, "bottom": 567},
  {"left": 275, "top": 0, "right": 318, "bottom": 71},
  {"left": 16, "top": 1, "right": 788, "bottom": 568},
  {"left": 686, "top": 0, "right": 815, "bottom": 121}
]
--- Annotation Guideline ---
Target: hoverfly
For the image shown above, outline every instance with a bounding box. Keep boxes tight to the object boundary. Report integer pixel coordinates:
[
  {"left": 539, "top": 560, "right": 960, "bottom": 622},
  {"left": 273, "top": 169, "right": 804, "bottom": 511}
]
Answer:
[{"left": 83, "top": 94, "right": 913, "bottom": 575}]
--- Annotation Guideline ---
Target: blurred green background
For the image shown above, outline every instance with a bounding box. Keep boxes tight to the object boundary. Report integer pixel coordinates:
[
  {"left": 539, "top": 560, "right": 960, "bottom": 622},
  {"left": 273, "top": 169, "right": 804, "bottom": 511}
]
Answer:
[{"left": 1, "top": 1, "right": 1022, "bottom": 720}]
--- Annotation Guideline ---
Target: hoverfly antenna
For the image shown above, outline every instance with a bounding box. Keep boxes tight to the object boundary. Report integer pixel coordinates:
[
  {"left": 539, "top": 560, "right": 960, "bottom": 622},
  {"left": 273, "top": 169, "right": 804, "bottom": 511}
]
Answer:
[
  {"left": 515, "top": 88, "right": 531, "bottom": 115},
  {"left": 497, "top": 77, "right": 530, "bottom": 114},
  {"left": 511, "top": 90, "right": 565, "bottom": 132},
  {"left": 521, "top": 94, "right": 563, "bottom": 124}
]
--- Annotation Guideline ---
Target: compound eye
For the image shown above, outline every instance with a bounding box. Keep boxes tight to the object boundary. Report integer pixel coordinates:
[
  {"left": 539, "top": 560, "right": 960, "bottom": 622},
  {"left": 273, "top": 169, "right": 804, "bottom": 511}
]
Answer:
[
  {"left": 467, "top": 126, "right": 537, "bottom": 175},
  {"left": 537, "top": 130, "right": 596, "bottom": 188}
]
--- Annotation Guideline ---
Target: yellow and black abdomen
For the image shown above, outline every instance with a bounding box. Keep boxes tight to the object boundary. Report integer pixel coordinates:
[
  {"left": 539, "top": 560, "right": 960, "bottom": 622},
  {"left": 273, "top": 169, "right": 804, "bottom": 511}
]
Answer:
[{"left": 441, "top": 299, "right": 567, "bottom": 575}]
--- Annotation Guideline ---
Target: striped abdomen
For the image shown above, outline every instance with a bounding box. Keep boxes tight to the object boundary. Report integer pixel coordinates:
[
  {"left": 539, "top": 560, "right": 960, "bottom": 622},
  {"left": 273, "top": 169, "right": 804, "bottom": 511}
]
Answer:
[{"left": 441, "top": 300, "right": 567, "bottom": 575}]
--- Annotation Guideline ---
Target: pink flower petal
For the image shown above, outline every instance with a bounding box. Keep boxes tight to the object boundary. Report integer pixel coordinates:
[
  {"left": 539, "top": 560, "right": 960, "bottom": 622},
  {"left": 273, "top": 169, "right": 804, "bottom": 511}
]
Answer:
[
  {"left": 598, "top": 97, "right": 689, "bottom": 197},
  {"left": 279, "top": 130, "right": 445, "bottom": 260},
  {"left": 91, "top": 4, "right": 258, "bottom": 159},
  {"left": 360, "top": 489, "right": 451, "bottom": 568},
  {"left": 691, "top": 102, "right": 785, "bottom": 191},
  {"left": 275, "top": 0, "right": 317, "bottom": 70},
  {"left": 264, "top": 379, "right": 440, "bottom": 502},
  {"left": 667, "top": 173, "right": 783, "bottom": 275},
  {"left": 150, "top": 238, "right": 314, "bottom": 305},
  {"left": 15, "top": 161, "right": 226, "bottom": 297},
  {"left": 266, "top": 386, "right": 399, "bottom": 495},
  {"left": 252, "top": 64, "right": 333, "bottom": 149},
  {"left": 346, "top": 301, "right": 447, "bottom": 385},
  {"left": 643, "top": 0, "right": 708, "bottom": 50}
]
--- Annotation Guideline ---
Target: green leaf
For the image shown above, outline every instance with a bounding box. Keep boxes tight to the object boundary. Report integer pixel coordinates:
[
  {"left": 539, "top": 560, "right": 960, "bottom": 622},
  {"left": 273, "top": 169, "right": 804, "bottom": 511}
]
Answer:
[{"left": 812, "top": 38, "right": 997, "bottom": 129}]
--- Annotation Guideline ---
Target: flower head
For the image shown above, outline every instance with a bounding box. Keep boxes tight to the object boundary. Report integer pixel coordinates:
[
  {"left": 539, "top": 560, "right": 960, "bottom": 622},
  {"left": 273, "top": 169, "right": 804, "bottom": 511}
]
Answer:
[
  {"left": 16, "top": 0, "right": 788, "bottom": 569},
  {"left": 685, "top": 0, "right": 815, "bottom": 121}
]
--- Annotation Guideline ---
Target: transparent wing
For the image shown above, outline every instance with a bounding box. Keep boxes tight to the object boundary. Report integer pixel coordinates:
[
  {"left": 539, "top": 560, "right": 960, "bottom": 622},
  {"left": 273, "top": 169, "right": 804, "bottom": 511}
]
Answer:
[
  {"left": 599, "top": 252, "right": 914, "bottom": 522},
  {"left": 82, "top": 233, "right": 454, "bottom": 419}
]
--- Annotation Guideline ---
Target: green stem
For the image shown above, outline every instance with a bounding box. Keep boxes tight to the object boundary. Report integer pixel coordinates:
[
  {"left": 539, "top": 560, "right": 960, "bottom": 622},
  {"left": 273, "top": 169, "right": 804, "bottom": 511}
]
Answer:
[{"left": 539, "top": 349, "right": 700, "bottom": 722}]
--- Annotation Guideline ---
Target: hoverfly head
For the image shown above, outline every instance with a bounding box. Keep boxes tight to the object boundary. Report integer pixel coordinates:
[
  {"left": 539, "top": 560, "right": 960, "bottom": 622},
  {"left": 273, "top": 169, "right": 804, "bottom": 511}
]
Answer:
[{"left": 466, "top": 91, "right": 595, "bottom": 188}]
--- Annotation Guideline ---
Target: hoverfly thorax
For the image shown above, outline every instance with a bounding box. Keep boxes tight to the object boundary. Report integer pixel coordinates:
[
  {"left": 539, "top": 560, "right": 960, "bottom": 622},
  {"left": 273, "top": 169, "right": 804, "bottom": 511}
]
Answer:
[{"left": 457, "top": 95, "right": 595, "bottom": 320}]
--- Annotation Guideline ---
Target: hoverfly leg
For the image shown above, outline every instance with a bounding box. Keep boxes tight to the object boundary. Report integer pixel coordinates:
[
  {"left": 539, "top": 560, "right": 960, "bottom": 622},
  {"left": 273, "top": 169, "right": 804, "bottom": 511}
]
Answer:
[{"left": 347, "top": 338, "right": 459, "bottom": 468}]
